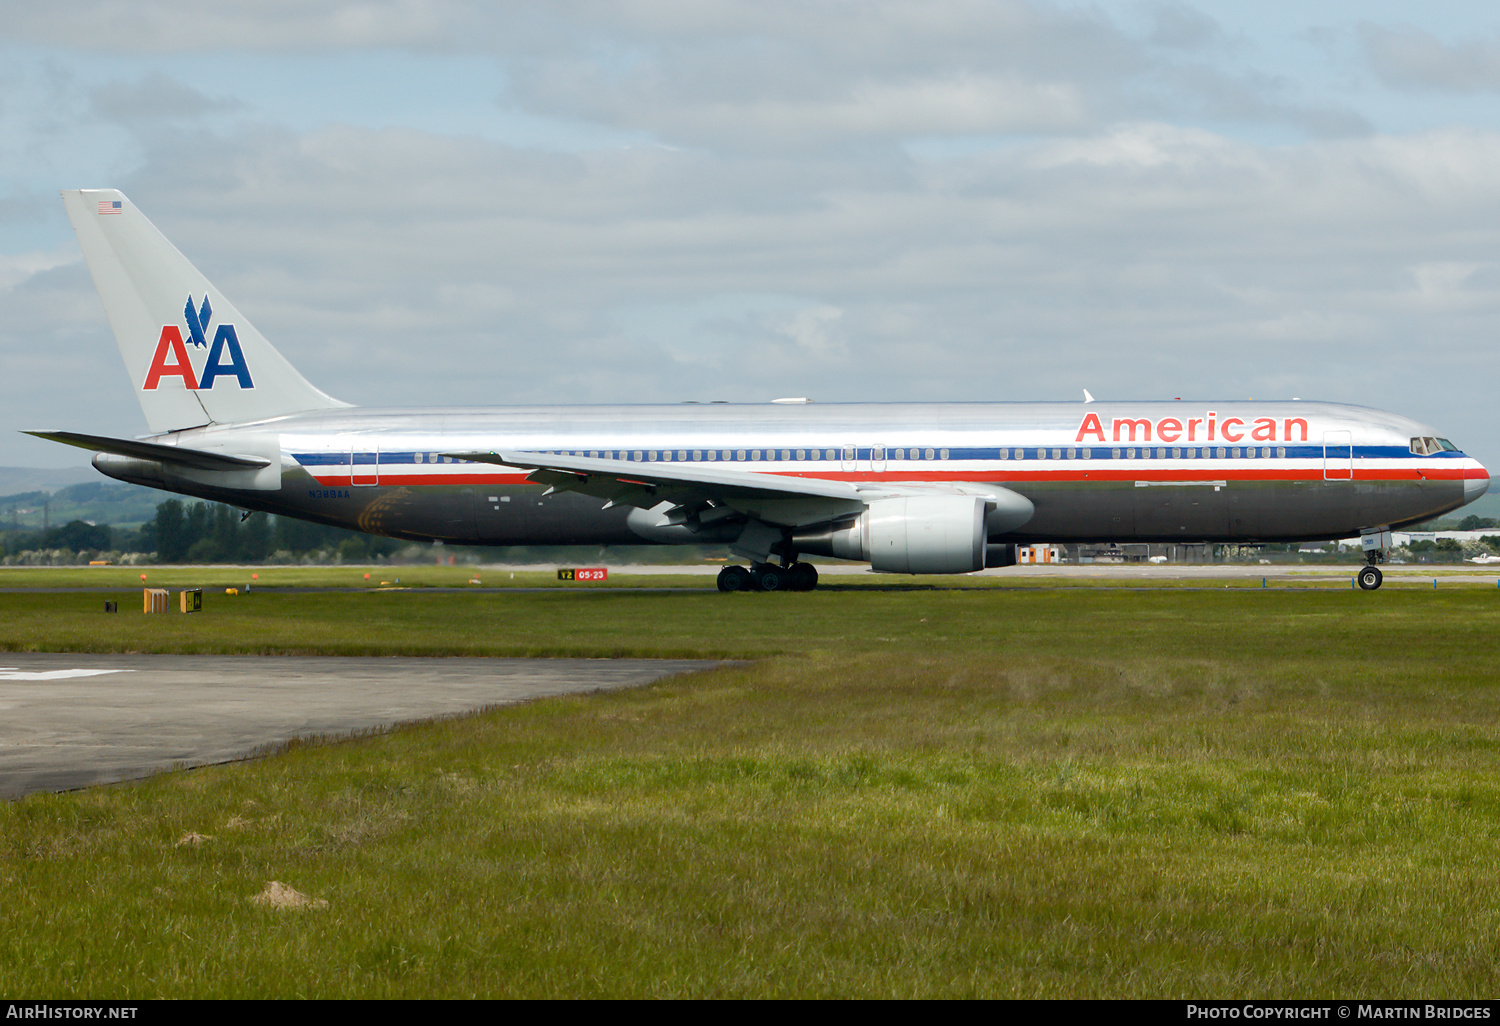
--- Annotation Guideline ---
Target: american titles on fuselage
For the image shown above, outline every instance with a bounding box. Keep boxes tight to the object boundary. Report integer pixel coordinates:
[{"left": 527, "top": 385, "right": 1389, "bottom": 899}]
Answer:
[{"left": 1079, "top": 411, "right": 1309, "bottom": 445}]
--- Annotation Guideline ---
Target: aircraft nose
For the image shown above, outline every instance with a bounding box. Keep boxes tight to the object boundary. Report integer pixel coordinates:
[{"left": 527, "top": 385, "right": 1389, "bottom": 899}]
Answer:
[{"left": 1465, "top": 459, "right": 1490, "bottom": 505}]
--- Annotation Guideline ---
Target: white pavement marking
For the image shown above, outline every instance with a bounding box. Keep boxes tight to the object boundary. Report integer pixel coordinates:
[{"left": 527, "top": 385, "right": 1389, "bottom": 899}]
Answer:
[{"left": 0, "top": 668, "right": 135, "bottom": 681}]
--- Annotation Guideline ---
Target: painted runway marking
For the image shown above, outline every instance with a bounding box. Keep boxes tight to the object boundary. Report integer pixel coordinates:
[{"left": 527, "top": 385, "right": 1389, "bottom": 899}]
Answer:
[{"left": 0, "top": 667, "right": 134, "bottom": 681}]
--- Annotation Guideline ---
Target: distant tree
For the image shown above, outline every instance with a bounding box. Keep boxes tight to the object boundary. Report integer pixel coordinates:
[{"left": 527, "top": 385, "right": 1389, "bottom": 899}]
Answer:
[
  {"left": 151, "top": 500, "right": 189, "bottom": 561},
  {"left": 241, "top": 512, "right": 272, "bottom": 562},
  {"left": 185, "top": 502, "right": 211, "bottom": 552},
  {"left": 1460, "top": 515, "right": 1497, "bottom": 531},
  {"left": 210, "top": 503, "right": 239, "bottom": 560},
  {"left": 43, "top": 520, "right": 111, "bottom": 553}
]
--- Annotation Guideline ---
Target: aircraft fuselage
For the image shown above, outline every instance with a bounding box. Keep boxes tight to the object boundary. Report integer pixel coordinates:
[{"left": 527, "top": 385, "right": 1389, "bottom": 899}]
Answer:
[{"left": 90, "top": 399, "right": 1487, "bottom": 547}]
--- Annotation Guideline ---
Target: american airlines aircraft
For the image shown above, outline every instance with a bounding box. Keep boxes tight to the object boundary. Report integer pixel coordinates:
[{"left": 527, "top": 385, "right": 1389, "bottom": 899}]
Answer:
[{"left": 27, "top": 189, "right": 1489, "bottom": 592}]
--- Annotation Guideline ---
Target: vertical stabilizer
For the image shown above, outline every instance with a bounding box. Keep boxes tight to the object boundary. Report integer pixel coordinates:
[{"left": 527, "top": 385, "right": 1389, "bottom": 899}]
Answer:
[{"left": 61, "top": 189, "right": 350, "bottom": 434}]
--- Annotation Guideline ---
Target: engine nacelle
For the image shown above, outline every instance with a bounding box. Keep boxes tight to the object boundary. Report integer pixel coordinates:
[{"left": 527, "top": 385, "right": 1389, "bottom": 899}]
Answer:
[{"left": 796, "top": 495, "right": 990, "bottom": 574}]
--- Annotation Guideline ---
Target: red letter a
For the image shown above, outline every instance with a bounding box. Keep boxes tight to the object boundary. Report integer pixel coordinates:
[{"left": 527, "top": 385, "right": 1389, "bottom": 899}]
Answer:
[
  {"left": 1076, "top": 412, "right": 1106, "bottom": 443},
  {"left": 142, "top": 326, "right": 199, "bottom": 390}
]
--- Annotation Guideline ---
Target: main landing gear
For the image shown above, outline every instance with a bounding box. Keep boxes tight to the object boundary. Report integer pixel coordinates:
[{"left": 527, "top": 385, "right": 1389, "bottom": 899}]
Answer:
[{"left": 717, "top": 561, "right": 819, "bottom": 592}]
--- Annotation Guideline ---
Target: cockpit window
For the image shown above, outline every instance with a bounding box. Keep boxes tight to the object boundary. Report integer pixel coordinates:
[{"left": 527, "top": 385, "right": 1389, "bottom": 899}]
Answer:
[
  {"left": 1438, "top": 438, "right": 1459, "bottom": 452},
  {"left": 1411, "top": 436, "right": 1461, "bottom": 455}
]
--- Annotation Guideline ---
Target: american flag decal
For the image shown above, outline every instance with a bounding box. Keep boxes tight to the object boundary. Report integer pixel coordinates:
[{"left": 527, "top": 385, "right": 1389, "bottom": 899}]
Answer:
[{"left": 97, "top": 200, "right": 122, "bottom": 215}]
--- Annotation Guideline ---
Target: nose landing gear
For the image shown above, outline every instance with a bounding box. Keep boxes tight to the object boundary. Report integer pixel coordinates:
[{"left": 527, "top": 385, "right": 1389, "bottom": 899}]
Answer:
[{"left": 1357, "top": 529, "right": 1390, "bottom": 590}]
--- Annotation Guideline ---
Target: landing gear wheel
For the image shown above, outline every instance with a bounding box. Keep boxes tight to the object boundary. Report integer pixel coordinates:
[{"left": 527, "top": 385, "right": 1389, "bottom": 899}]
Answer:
[
  {"left": 1357, "top": 565, "right": 1383, "bottom": 591},
  {"left": 757, "top": 566, "right": 785, "bottom": 592},
  {"left": 717, "top": 565, "right": 750, "bottom": 593},
  {"left": 788, "top": 562, "right": 819, "bottom": 591}
]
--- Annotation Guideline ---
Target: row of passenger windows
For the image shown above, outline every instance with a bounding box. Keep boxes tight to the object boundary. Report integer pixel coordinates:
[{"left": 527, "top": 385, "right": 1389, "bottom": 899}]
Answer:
[
  {"left": 1009, "top": 446, "right": 1287, "bottom": 460},
  {"left": 507, "top": 446, "right": 1291, "bottom": 462},
  {"left": 530, "top": 448, "right": 951, "bottom": 463}
]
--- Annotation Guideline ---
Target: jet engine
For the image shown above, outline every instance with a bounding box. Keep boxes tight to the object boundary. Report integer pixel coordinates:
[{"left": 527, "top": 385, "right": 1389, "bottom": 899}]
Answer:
[{"left": 795, "top": 495, "right": 995, "bottom": 574}]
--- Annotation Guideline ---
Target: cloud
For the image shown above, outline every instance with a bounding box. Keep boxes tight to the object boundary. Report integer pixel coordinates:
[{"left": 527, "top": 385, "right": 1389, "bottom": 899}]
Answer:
[
  {"left": 1361, "top": 24, "right": 1500, "bottom": 94},
  {"left": 0, "top": 0, "right": 472, "bottom": 52},
  {"left": 2, "top": 4, "right": 1498, "bottom": 471},
  {"left": 89, "top": 73, "right": 239, "bottom": 124},
  {"left": 30, "top": 117, "right": 1488, "bottom": 411},
  {"left": 2, "top": 2, "right": 1363, "bottom": 146}
]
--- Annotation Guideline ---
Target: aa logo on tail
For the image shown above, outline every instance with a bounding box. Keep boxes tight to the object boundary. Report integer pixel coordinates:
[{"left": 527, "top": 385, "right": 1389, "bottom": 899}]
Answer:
[{"left": 142, "top": 295, "right": 254, "bottom": 391}]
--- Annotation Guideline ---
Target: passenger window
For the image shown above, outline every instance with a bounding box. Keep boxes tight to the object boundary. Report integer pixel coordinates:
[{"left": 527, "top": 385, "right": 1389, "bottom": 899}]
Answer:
[
  {"left": 1277, "top": 447, "right": 1286, "bottom": 458},
  {"left": 1112, "top": 448, "right": 1121, "bottom": 459},
  {"left": 1081, "top": 448, "right": 1091, "bottom": 459},
  {"left": 1066, "top": 448, "right": 1075, "bottom": 459},
  {"left": 737, "top": 450, "right": 746, "bottom": 461},
  {"left": 1051, "top": 448, "right": 1061, "bottom": 459},
  {"left": 941, "top": 449, "right": 950, "bottom": 460}
]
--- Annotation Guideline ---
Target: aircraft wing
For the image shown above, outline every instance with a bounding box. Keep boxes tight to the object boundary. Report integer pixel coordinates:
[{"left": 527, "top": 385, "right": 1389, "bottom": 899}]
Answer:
[
  {"left": 445, "top": 449, "right": 871, "bottom": 527},
  {"left": 25, "top": 430, "right": 272, "bottom": 471}
]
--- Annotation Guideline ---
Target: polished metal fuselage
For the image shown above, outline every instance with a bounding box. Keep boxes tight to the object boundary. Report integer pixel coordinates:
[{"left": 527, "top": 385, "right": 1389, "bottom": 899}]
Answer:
[{"left": 93, "top": 400, "right": 1489, "bottom": 547}]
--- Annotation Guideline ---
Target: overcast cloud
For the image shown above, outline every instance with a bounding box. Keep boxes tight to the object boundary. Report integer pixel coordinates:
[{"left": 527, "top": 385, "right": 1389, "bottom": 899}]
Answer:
[{"left": 1, "top": 0, "right": 1498, "bottom": 477}]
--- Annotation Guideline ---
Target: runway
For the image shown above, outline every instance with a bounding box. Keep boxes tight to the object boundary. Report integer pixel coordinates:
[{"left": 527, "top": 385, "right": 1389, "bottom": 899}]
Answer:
[{"left": 0, "top": 653, "right": 722, "bottom": 800}]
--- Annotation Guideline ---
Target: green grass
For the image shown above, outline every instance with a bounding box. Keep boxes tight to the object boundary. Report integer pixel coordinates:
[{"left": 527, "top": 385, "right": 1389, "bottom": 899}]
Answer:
[
  {"left": 4, "top": 586, "right": 1500, "bottom": 996},
  {"left": 4, "top": 562, "right": 1498, "bottom": 592}
]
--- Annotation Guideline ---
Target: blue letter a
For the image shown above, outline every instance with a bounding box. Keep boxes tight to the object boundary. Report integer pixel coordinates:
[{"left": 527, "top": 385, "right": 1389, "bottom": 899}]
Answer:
[{"left": 198, "top": 325, "right": 254, "bottom": 389}]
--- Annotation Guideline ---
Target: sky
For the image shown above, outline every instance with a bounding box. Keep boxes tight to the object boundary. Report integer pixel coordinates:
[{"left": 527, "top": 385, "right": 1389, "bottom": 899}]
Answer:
[{"left": 2, "top": 0, "right": 1498, "bottom": 475}]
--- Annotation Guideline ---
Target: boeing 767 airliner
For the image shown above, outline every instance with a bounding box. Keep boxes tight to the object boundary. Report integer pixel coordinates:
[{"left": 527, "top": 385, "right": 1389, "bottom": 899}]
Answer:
[{"left": 25, "top": 190, "right": 1489, "bottom": 591}]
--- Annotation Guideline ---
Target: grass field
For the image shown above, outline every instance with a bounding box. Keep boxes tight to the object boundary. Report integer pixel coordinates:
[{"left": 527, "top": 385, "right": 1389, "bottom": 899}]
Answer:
[{"left": 3, "top": 582, "right": 1500, "bottom": 996}]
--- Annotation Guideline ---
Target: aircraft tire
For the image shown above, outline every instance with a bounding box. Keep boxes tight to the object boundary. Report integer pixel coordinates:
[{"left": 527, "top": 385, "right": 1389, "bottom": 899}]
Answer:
[
  {"left": 757, "top": 567, "right": 785, "bottom": 592},
  {"left": 788, "top": 562, "right": 819, "bottom": 591},
  {"left": 1357, "top": 566, "right": 1383, "bottom": 591},
  {"left": 718, "top": 565, "right": 750, "bottom": 593}
]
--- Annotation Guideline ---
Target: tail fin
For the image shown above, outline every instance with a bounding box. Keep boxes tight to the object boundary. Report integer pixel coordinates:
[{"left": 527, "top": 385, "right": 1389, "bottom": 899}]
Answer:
[{"left": 61, "top": 189, "right": 350, "bottom": 434}]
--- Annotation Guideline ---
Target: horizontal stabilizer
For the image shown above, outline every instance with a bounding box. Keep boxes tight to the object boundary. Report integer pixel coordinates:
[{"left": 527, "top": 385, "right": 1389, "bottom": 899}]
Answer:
[{"left": 24, "top": 430, "right": 272, "bottom": 471}]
